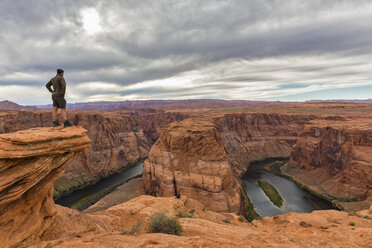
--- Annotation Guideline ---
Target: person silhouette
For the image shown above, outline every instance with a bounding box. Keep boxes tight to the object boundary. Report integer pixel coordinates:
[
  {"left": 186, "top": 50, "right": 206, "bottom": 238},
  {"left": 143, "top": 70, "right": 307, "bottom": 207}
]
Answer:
[{"left": 46, "top": 69, "right": 73, "bottom": 127}]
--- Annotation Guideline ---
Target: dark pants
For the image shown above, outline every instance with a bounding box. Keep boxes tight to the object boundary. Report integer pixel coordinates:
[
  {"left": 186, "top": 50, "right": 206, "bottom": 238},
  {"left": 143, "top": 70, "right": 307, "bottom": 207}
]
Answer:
[{"left": 52, "top": 94, "right": 66, "bottom": 109}]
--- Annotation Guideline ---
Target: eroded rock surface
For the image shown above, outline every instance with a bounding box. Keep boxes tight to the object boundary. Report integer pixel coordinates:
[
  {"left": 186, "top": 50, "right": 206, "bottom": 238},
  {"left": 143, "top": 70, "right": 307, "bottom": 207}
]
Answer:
[
  {"left": 33, "top": 195, "right": 372, "bottom": 248},
  {"left": 143, "top": 118, "right": 243, "bottom": 213},
  {"left": 215, "top": 113, "right": 317, "bottom": 175},
  {"left": 56, "top": 113, "right": 150, "bottom": 198},
  {"left": 0, "top": 127, "right": 371, "bottom": 248},
  {"left": 0, "top": 111, "right": 150, "bottom": 198},
  {"left": 142, "top": 113, "right": 324, "bottom": 214},
  {"left": 0, "top": 127, "right": 92, "bottom": 247},
  {"left": 287, "top": 119, "right": 372, "bottom": 210}
]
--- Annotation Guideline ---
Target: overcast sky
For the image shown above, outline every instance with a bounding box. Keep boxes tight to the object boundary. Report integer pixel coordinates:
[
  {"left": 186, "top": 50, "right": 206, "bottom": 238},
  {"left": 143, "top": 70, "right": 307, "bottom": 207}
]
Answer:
[{"left": 0, "top": 0, "right": 371, "bottom": 105}]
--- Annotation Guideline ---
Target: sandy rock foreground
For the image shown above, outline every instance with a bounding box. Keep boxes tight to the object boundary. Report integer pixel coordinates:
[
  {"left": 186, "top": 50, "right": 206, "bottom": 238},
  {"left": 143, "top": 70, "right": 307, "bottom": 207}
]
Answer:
[{"left": 32, "top": 195, "right": 372, "bottom": 248}]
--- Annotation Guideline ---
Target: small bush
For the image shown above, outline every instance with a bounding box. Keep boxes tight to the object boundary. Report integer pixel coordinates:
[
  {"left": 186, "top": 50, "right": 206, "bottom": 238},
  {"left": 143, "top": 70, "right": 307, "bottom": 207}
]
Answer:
[
  {"left": 349, "top": 221, "right": 356, "bottom": 226},
  {"left": 363, "top": 215, "right": 371, "bottom": 219},
  {"left": 176, "top": 210, "right": 191, "bottom": 218},
  {"left": 121, "top": 219, "right": 142, "bottom": 235},
  {"left": 238, "top": 216, "right": 245, "bottom": 222},
  {"left": 348, "top": 212, "right": 355, "bottom": 216},
  {"left": 222, "top": 219, "right": 230, "bottom": 223},
  {"left": 149, "top": 211, "right": 183, "bottom": 236},
  {"left": 189, "top": 209, "right": 195, "bottom": 214}
]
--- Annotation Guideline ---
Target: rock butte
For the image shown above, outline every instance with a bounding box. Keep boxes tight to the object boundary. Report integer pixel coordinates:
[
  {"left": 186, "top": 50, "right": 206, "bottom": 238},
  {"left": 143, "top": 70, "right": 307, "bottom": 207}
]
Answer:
[
  {"left": 143, "top": 117, "right": 243, "bottom": 213},
  {"left": 0, "top": 120, "right": 371, "bottom": 247}
]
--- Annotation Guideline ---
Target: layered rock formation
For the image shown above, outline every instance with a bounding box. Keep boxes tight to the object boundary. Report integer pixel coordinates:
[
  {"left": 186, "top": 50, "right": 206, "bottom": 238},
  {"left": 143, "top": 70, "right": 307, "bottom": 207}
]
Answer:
[
  {"left": 215, "top": 113, "right": 317, "bottom": 175},
  {"left": 143, "top": 113, "right": 322, "bottom": 214},
  {"left": 56, "top": 113, "right": 150, "bottom": 198},
  {"left": 0, "top": 127, "right": 91, "bottom": 247},
  {"left": 143, "top": 118, "right": 243, "bottom": 213},
  {"left": 0, "top": 111, "right": 150, "bottom": 198},
  {"left": 1, "top": 126, "right": 371, "bottom": 248},
  {"left": 287, "top": 119, "right": 372, "bottom": 210},
  {"left": 136, "top": 111, "right": 189, "bottom": 142}
]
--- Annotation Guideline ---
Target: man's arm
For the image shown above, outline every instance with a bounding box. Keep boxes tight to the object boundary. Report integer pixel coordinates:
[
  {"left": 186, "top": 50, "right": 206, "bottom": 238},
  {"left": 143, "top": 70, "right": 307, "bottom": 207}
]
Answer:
[{"left": 46, "top": 80, "right": 53, "bottom": 93}]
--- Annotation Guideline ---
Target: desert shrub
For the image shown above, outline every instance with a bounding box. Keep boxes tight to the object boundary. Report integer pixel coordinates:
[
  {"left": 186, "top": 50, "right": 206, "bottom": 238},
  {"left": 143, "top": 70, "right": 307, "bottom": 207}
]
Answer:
[
  {"left": 349, "top": 221, "right": 356, "bottom": 226},
  {"left": 189, "top": 209, "right": 195, "bottom": 214},
  {"left": 121, "top": 219, "right": 142, "bottom": 235},
  {"left": 363, "top": 215, "right": 371, "bottom": 219},
  {"left": 176, "top": 210, "right": 191, "bottom": 218},
  {"left": 149, "top": 211, "right": 183, "bottom": 235},
  {"left": 238, "top": 216, "right": 245, "bottom": 222},
  {"left": 222, "top": 219, "right": 230, "bottom": 223}
]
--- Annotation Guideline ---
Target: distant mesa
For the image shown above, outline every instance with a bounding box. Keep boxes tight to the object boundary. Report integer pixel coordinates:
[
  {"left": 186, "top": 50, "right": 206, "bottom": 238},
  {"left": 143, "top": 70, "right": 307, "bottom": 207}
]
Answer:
[{"left": 0, "top": 100, "right": 38, "bottom": 111}]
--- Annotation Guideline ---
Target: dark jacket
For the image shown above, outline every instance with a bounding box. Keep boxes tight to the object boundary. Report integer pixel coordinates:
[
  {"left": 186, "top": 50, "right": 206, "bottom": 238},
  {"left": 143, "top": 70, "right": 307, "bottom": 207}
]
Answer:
[{"left": 46, "top": 75, "right": 66, "bottom": 97}]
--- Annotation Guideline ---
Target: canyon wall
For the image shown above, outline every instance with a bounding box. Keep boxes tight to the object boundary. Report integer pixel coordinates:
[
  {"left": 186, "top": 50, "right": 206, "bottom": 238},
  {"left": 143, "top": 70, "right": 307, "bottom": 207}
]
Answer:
[
  {"left": 0, "top": 127, "right": 92, "bottom": 247},
  {"left": 143, "top": 113, "right": 322, "bottom": 215},
  {"left": 143, "top": 118, "right": 243, "bottom": 213},
  {"left": 0, "top": 111, "right": 150, "bottom": 197},
  {"left": 0, "top": 118, "right": 371, "bottom": 248},
  {"left": 288, "top": 119, "right": 372, "bottom": 210},
  {"left": 215, "top": 113, "right": 317, "bottom": 175},
  {"left": 136, "top": 111, "right": 190, "bottom": 142}
]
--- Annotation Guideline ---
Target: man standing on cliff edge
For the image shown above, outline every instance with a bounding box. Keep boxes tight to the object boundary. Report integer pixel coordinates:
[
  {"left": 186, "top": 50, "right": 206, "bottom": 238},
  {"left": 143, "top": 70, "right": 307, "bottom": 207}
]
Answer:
[{"left": 46, "top": 69, "right": 73, "bottom": 127}]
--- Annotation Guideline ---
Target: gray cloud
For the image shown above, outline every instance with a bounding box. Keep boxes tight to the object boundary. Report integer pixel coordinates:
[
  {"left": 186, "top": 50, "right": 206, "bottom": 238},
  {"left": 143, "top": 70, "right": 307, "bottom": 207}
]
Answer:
[{"left": 0, "top": 0, "right": 371, "bottom": 104}]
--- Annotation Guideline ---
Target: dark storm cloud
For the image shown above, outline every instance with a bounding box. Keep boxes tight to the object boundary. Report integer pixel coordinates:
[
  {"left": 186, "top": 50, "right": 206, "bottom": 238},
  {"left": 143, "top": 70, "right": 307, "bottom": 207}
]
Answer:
[{"left": 0, "top": 0, "right": 371, "bottom": 104}]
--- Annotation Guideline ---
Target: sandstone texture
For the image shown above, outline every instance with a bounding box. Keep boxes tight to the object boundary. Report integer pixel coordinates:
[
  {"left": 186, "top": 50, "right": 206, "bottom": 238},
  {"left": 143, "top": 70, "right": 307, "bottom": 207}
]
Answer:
[
  {"left": 215, "top": 113, "right": 317, "bottom": 175},
  {"left": 136, "top": 111, "right": 189, "bottom": 142},
  {"left": 142, "top": 113, "right": 325, "bottom": 215},
  {"left": 1, "top": 125, "right": 371, "bottom": 248},
  {"left": 33, "top": 195, "right": 372, "bottom": 248},
  {"left": 56, "top": 113, "right": 150, "bottom": 198},
  {"left": 143, "top": 118, "right": 243, "bottom": 213},
  {"left": 0, "top": 111, "right": 150, "bottom": 198},
  {"left": 288, "top": 119, "right": 372, "bottom": 210},
  {"left": 0, "top": 127, "right": 91, "bottom": 247}
]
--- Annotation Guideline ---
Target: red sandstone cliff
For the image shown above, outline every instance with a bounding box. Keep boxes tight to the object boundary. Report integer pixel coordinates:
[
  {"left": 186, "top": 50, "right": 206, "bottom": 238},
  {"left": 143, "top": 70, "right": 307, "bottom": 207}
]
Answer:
[
  {"left": 57, "top": 113, "right": 150, "bottom": 197},
  {"left": 142, "top": 113, "right": 323, "bottom": 216},
  {"left": 0, "top": 111, "right": 150, "bottom": 197},
  {"left": 1, "top": 126, "right": 371, "bottom": 248},
  {"left": 214, "top": 113, "right": 318, "bottom": 175},
  {"left": 0, "top": 127, "right": 92, "bottom": 247},
  {"left": 287, "top": 119, "right": 372, "bottom": 210}
]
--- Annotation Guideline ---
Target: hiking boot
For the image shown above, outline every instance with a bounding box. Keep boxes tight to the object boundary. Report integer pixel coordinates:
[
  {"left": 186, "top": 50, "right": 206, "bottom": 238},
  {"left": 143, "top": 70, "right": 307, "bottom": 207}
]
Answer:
[
  {"left": 63, "top": 120, "right": 73, "bottom": 127},
  {"left": 53, "top": 120, "right": 61, "bottom": 127}
]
